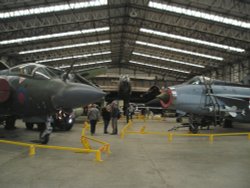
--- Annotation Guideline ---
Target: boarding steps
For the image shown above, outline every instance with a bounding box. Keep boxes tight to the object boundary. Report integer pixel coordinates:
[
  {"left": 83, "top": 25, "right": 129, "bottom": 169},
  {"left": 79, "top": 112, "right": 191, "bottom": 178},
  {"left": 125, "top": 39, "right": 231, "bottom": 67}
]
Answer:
[{"left": 203, "top": 77, "right": 222, "bottom": 125}]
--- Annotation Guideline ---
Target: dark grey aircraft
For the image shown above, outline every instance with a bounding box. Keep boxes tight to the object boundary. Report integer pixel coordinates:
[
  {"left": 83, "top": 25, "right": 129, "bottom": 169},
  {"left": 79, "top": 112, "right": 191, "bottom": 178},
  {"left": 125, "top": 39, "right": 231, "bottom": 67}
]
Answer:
[
  {"left": 118, "top": 75, "right": 132, "bottom": 114},
  {"left": 147, "top": 76, "right": 250, "bottom": 133},
  {"left": 0, "top": 63, "right": 105, "bottom": 143}
]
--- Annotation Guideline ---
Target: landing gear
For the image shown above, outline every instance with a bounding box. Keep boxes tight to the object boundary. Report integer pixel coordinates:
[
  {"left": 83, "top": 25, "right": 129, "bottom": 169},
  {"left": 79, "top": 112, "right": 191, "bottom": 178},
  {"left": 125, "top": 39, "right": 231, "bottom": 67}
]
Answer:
[
  {"left": 188, "top": 114, "right": 199, "bottom": 134},
  {"left": 223, "top": 119, "right": 233, "bottom": 128},
  {"left": 25, "top": 123, "right": 34, "bottom": 130},
  {"left": 39, "top": 116, "right": 53, "bottom": 144},
  {"left": 4, "top": 117, "right": 16, "bottom": 130},
  {"left": 189, "top": 123, "right": 199, "bottom": 134}
]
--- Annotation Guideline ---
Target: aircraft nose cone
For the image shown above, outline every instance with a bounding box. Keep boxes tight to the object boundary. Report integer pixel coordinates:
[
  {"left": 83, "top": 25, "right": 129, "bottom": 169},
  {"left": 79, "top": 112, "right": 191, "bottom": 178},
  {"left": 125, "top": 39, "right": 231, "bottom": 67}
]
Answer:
[
  {"left": 146, "top": 98, "right": 162, "bottom": 107},
  {"left": 52, "top": 84, "right": 106, "bottom": 109},
  {"left": 146, "top": 90, "right": 172, "bottom": 108}
]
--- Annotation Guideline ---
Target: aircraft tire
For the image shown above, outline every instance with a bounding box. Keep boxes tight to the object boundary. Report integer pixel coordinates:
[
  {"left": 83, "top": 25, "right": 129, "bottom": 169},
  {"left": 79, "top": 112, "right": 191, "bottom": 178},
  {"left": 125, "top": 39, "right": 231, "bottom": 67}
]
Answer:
[
  {"left": 63, "top": 123, "right": 74, "bottom": 131},
  {"left": 176, "top": 117, "right": 183, "bottom": 123},
  {"left": 189, "top": 124, "right": 199, "bottom": 134},
  {"left": 37, "top": 123, "right": 45, "bottom": 131},
  {"left": 223, "top": 119, "right": 233, "bottom": 128},
  {"left": 39, "top": 132, "right": 50, "bottom": 144},
  {"left": 25, "top": 123, "right": 34, "bottom": 130},
  {"left": 5, "top": 117, "right": 16, "bottom": 130}
]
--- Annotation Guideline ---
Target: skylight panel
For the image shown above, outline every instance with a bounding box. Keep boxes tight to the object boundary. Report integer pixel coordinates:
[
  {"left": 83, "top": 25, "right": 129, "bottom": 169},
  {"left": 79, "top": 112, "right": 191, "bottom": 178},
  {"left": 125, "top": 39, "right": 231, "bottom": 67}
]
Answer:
[
  {"left": 148, "top": 1, "right": 250, "bottom": 29},
  {"left": 58, "top": 60, "right": 111, "bottom": 69},
  {"left": 140, "top": 28, "right": 245, "bottom": 53},
  {"left": 136, "top": 41, "right": 223, "bottom": 61},
  {"left": 0, "top": 27, "right": 109, "bottom": 45},
  {"left": 19, "top": 40, "right": 110, "bottom": 54},
  {"left": 132, "top": 52, "right": 204, "bottom": 68},
  {"left": 0, "top": 0, "right": 107, "bottom": 19},
  {"left": 129, "top": 60, "right": 190, "bottom": 74},
  {"left": 35, "top": 51, "right": 111, "bottom": 63}
]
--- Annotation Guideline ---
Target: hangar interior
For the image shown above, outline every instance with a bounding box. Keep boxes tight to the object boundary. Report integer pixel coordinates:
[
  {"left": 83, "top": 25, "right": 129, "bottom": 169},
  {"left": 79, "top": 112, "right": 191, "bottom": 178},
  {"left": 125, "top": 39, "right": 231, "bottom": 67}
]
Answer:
[
  {"left": 1, "top": 0, "right": 250, "bottom": 91},
  {"left": 1, "top": 1, "right": 250, "bottom": 188}
]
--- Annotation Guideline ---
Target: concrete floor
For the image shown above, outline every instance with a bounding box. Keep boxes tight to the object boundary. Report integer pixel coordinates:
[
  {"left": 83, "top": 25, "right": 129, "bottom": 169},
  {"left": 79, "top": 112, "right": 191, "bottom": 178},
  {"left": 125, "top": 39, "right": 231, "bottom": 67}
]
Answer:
[{"left": 0, "top": 117, "right": 250, "bottom": 188}]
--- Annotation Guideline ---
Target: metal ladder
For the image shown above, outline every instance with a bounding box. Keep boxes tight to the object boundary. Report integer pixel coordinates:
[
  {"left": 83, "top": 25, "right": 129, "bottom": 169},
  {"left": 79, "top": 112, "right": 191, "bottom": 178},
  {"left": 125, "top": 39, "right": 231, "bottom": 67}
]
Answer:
[{"left": 203, "top": 77, "right": 221, "bottom": 125}]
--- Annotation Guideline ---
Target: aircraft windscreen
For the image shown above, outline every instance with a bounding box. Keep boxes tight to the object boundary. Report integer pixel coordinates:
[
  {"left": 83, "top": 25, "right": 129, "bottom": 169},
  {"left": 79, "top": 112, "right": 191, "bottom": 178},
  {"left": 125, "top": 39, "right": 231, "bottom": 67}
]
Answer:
[
  {"left": 33, "top": 67, "right": 58, "bottom": 79},
  {"left": 185, "top": 76, "right": 211, "bottom": 85}
]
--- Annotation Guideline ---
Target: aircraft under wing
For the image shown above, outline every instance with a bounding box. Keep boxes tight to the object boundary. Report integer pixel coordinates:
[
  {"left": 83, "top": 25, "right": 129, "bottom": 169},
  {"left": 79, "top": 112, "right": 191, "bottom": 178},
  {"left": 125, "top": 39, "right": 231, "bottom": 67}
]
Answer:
[{"left": 213, "top": 94, "right": 249, "bottom": 111}]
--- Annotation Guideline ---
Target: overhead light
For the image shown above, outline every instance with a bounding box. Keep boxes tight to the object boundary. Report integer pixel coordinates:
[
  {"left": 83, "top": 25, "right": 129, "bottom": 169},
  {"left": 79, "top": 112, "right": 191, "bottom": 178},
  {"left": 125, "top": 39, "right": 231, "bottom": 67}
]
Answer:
[
  {"left": 129, "top": 60, "right": 190, "bottom": 74},
  {"left": 133, "top": 52, "right": 205, "bottom": 68},
  {"left": 148, "top": 1, "right": 250, "bottom": 29},
  {"left": 58, "top": 60, "right": 111, "bottom": 69},
  {"left": 140, "top": 28, "right": 245, "bottom": 53},
  {"left": 19, "top": 40, "right": 110, "bottom": 54},
  {"left": 0, "top": 0, "right": 107, "bottom": 19},
  {"left": 35, "top": 51, "right": 111, "bottom": 63},
  {"left": 136, "top": 41, "right": 223, "bottom": 61},
  {"left": 0, "top": 27, "right": 109, "bottom": 45}
]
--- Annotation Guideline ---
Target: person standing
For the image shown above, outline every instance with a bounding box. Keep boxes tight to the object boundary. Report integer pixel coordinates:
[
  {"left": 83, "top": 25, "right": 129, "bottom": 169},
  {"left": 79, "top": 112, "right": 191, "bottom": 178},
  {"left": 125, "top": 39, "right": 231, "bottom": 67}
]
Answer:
[
  {"left": 111, "top": 100, "right": 120, "bottom": 135},
  {"left": 101, "top": 105, "right": 111, "bottom": 134},
  {"left": 87, "top": 104, "right": 100, "bottom": 136}
]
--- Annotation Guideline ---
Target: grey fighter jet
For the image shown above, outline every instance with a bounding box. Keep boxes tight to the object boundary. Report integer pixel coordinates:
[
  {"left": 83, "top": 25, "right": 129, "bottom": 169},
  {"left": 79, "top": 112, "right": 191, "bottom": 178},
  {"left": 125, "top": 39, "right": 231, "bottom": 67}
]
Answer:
[
  {"left": 147, "top": 76, "right": 250, "bottom": 133},
  {"left": 0, "top": 63, "right": 105, "bottom": 143}
]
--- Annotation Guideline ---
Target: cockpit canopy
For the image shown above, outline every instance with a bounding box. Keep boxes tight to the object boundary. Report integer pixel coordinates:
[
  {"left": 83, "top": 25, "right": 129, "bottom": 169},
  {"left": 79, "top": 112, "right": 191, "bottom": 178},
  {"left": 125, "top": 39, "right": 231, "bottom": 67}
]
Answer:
[
  {"left": 184, "top": 76, "right": 246, "bottom": 87},
  {"left": 9, "top": 63, "right": 59, "bottom": 80}
]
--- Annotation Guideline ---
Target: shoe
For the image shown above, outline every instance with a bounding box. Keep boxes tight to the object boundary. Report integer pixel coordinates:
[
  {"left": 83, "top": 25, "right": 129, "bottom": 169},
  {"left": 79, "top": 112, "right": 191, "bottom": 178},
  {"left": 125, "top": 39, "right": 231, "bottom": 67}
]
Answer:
[
  {"left": 110, "top": 132, "right": 117, "bottom": 135},
  {"left": 104, "top": 131, "right": 109, "bottom": 134}
]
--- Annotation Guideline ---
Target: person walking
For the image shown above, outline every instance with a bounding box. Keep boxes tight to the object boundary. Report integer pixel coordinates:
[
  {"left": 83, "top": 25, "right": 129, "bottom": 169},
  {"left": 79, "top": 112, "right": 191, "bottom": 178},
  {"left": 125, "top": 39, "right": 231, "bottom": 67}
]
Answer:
[
  {"left": 110, "top": 100, "right": 120, "bottom": 135},
  {"left": 87, "top": 104, "right": 100, "bottom": 136},
  {"left": 101, "top": 105, "right": 111, "bottom": 134}
]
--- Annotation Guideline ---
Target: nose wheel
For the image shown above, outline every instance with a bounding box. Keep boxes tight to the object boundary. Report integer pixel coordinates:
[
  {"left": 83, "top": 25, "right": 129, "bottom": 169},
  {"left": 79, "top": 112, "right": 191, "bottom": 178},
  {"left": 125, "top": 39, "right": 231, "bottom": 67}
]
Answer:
[
  {"left": 188, "top": 114, "right": 199, "bottom": 134},
  {"left": 39, "top": 116, "right": 53, "bottom": 144},
  {"left": 189, "top": 123, "right": 199, "bottom": 134}
]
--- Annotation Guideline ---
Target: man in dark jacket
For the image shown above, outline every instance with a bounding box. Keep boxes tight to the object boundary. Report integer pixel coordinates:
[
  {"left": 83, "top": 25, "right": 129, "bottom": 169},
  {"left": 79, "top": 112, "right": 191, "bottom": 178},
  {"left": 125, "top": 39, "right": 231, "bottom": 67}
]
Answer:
[
  {"left": 101, "top": 105, "right": 111, "bottom": 134},
  {"left": 110, "top": 100, "right": 120, "bottom": 135}
]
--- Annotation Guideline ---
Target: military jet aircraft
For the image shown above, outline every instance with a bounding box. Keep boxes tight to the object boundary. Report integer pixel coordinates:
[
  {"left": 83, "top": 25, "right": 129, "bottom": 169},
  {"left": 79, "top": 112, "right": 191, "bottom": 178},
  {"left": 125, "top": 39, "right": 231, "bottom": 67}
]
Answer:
[
  {"left": 0, "top": 63, "right": 105, "bottom": 143},
  {"left": 118, "top": 75, "right": 132, "bottom": 113},
  {"left": 147, "top": 76, "right": 250, "bottom": 133}
]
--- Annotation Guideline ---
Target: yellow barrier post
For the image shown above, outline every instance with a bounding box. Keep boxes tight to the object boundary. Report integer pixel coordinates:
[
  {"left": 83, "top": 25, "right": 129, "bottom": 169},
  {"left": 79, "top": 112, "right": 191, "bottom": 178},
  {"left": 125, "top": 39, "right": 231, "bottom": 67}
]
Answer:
[
  {"left": 209, "top": 135, "right": 214, "bottom": 143},
  {"left": 140, "top": 125, "right": 146, "bottom": 134},
  {"left": 29, "top": 145, "right": 36, "bottom": 156},
  {"left": 167, "top": 133, "right": 173, "bottom": 142},
  {"left": 95, "top": 150, "right": 103, "bottom": 162},
  {"left": 81, "top": 137, "right": 92, "bottom": 149}
]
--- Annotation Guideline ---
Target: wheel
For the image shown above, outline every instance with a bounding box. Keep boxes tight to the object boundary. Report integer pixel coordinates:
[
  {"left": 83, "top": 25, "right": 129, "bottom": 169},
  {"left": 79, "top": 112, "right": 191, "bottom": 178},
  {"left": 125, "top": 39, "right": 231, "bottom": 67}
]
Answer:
[
  {"left": 37, "top": 123, "right": 45, "bottom": 131},
  {"left": 64, "top": 123, "right": 74, "bottom": 131},
  {"left": 189, "top": 123, "right": 199, "bottom": 134},
  {"left": 5, "top": 117, "right": 16, "bottom": 130},
  {"left": 25, "top": 123, "right": 34, "bottom": 130},
  {"left": 223, "top": 119, "right": 233, "bottom": 128},
  {"left": 39, "top": 132, "right": 50, "bottom": 144},
  {"left": 176, "top": 117, "right": 183, "bottom": 123}
]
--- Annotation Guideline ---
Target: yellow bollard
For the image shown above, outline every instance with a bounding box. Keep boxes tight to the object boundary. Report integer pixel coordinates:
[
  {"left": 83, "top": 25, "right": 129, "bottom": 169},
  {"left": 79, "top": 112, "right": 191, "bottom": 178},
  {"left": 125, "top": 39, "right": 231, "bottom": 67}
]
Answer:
[
  {"left": 120, "top": 131, "right": 125, "bottom": 139},
  {"left": 95, "top": 150, "right": 103, "bottom": 162},
  {"left": 209, "top": 135, "right": 214, "bottom": 142},
  {"left": 248, "top": 133, "right": 250, "bottom": 140},
  {"left": 140, "top": 126, "right": 146, "bottom": 134},
  {"left": 29, "top": 145, "right": 36, "bottom": 156},
  {"left": 81, "top": 137, "right": 92, "bottom": 149},
  {"left": 168, "top": 133, "right": 173, "bottom": 142}
]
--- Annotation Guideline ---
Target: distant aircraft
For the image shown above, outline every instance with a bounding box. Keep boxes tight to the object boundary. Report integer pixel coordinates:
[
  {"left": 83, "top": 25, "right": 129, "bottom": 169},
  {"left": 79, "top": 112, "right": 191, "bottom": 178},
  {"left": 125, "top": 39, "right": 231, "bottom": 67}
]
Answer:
[
  {"left": 118, "top": 75, "right": 132, "bottom": 114},
  {"left": 147, "top": 76, "right": 250, "bottom": 133},
  {"left": 0, "top": 63, "right": 105, "bottom": 143}
]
